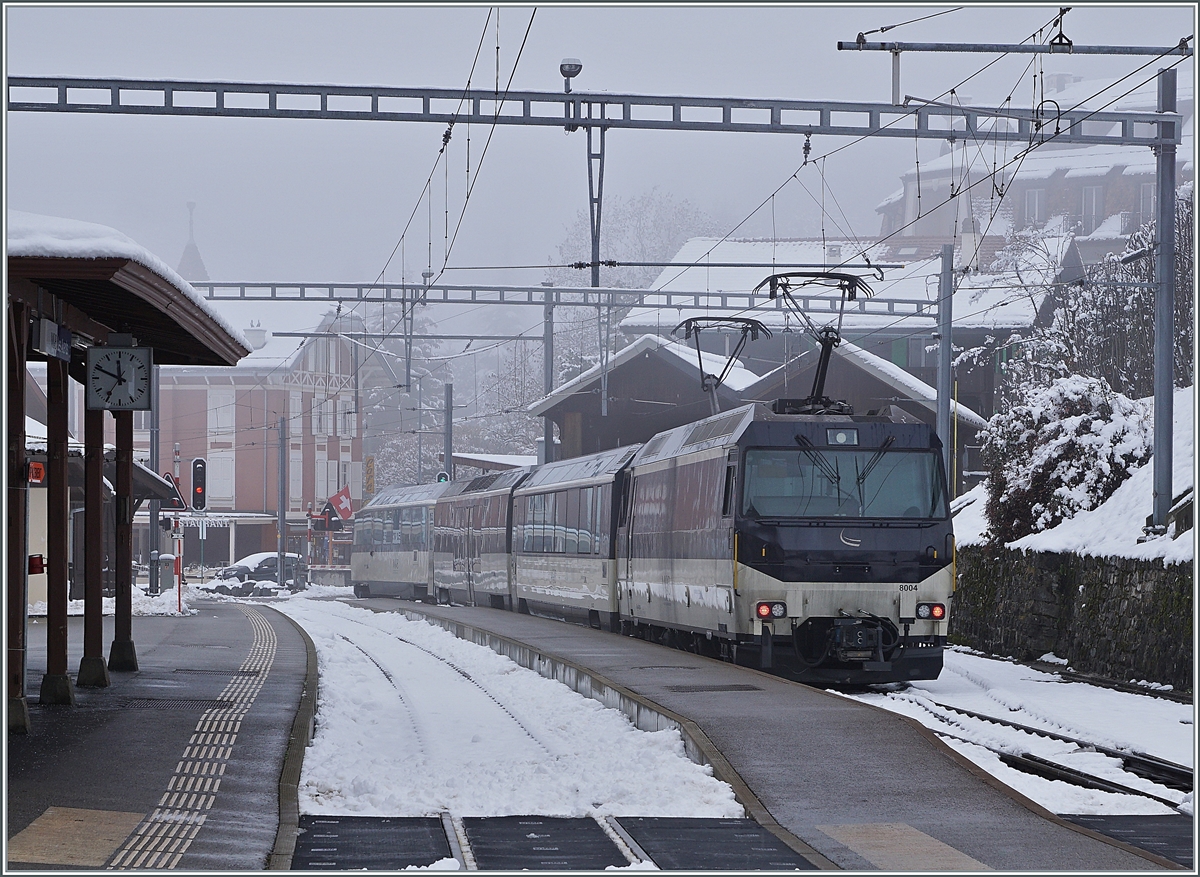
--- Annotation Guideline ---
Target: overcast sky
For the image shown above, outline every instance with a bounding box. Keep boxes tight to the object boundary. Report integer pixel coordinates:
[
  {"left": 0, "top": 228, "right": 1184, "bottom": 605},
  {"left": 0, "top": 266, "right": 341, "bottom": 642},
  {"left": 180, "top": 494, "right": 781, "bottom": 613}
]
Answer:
[{"left": 5, "top": 4, "right": 1194, "bottom": 319}]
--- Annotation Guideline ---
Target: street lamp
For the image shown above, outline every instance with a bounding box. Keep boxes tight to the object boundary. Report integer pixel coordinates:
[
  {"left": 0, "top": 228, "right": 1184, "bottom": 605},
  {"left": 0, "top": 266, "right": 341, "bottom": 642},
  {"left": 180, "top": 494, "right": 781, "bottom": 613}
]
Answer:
[
  {"left": 561, "top": 58, "right": 582, "bottom": 132},
  {"left": 560, "top": 58, "right": 582, "bottom": 93}
]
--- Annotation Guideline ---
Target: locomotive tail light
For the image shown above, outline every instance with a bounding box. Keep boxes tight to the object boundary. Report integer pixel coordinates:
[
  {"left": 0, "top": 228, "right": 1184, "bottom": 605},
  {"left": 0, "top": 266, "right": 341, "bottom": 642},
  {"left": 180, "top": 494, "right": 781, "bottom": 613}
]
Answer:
[
  {"left": 756, "top": 601, "right": 786, "bottom": 618},
  {"left": 916, "top": 602, "right": 946, "bottom": 620}
]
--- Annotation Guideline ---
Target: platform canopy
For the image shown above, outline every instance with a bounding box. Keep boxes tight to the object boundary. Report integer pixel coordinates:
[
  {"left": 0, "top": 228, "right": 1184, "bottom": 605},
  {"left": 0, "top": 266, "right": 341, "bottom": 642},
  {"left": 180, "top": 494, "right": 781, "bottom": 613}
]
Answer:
[{"left": 8, "top": 210, "right": 250, "bottom": 366}]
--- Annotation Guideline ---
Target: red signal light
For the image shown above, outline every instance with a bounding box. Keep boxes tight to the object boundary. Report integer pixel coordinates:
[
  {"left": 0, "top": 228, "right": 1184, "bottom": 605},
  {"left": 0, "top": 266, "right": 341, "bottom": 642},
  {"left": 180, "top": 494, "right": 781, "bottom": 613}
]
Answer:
[
  {"left": 917, "top": 602, "right": 946, "bottom": 621},
  {"left": 755, "top": 601, "right": 787, "bottom": 619}
]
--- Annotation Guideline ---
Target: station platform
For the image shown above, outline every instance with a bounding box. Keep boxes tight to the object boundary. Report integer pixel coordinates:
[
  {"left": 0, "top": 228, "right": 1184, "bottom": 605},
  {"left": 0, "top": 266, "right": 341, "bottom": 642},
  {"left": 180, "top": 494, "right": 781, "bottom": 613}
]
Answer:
[
  {"left": 5, "top": 596, "right": 1182, "bottom": 871},
  {"left": 385, "top": 599, "right": 1180, "bottom": 872},
  {"left": 6, "top": 601, "right": 310, "bottom": 870}
]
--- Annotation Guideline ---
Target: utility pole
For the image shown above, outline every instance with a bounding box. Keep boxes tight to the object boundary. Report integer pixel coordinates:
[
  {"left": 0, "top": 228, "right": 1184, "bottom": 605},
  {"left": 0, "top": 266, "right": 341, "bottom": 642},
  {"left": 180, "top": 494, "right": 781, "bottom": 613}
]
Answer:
[
  {"left": 543, "top": 296, "right": 554, "bottom": 464},
  {"left": 444, "top": 382, "right": 453, "bottom": 482},
  {"left": 148, "top": 366, "right": 160, "bottom": 595},
  {"left": 936, "top": 244, "right": 953, "bottom": 491},
  {"left": 1149, "top": 67, "right": 1178, "bottom": 535},
  {"left": 277, "top": 417, "right": 287, "bottom": 585}
]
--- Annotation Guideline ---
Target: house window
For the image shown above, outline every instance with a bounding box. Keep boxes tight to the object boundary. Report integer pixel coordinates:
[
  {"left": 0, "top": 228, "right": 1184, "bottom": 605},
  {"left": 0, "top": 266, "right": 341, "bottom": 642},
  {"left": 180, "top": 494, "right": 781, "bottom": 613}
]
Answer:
[
  {"left": 311, "top": 397, "right": 334, "bottom": 436},
  {"left": 290, "top": 451, "right": 303, "bottom": 503},
  {"left": 208, "top": 453, "right": 234, "bottom": 502},
  {"left": 1024, "top": 188, "right": 1046, "bottom": 227},
  {"left": 339, "top": 399, "right": 356, "bottom": 437},
  {"left": 908, "top": 337, "right": 933, "bottom": 368},
  {"left": 1139, "top": 182, "right": 1156, "bottom": 228},
  {"left": 209, "top": 391, "right": 235, "bottom": 434},
  {"left": 133, "top": 409, "right": 152, "bottom": 431},
  {"left": 1082, "top": 186, "right": 1104, "bottom": 235}
]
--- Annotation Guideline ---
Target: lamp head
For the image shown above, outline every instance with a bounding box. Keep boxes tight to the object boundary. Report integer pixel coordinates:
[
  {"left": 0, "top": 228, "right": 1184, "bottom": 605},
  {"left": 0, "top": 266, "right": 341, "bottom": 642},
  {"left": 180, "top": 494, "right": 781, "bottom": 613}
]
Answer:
[{"left": 560, "top": 58, "right": 583, "bottom": 79}]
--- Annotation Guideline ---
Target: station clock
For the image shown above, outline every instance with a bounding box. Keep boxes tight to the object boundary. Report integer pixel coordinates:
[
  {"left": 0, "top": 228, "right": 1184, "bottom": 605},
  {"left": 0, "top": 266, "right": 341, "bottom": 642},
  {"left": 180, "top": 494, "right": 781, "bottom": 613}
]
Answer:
[{"left": 86, "top": 346, "right": 154, "bottom": 410}]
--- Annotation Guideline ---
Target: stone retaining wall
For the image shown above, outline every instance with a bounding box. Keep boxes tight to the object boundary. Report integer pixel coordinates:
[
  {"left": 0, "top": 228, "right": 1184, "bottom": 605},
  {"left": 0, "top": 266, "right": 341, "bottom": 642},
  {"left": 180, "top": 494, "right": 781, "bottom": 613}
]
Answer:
[{"left": 951, "top": 546, "right": 1193, "bottom": 691}]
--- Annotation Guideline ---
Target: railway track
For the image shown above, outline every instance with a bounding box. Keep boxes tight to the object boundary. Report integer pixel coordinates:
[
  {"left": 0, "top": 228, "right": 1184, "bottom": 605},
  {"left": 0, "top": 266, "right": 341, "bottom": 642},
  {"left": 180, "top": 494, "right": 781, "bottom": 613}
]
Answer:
[
  {"left": 898, "top": 695, "right": 1193, "bottom": 807},
  {"left": 928, "top": 700, "right": 1193, "bottom": 794}
]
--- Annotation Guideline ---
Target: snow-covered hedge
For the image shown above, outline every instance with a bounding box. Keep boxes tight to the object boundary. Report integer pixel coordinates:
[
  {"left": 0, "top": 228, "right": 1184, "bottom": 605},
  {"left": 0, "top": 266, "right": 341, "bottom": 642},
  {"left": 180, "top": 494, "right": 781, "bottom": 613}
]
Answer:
[{"left": 980, "top": 375, "right": 1152, "bottom": 543}]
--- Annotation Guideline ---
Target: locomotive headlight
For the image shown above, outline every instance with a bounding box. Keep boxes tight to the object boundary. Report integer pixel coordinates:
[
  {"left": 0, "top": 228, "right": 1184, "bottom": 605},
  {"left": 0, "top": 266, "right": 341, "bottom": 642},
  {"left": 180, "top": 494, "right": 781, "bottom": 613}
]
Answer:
[
  {"left": 756, "top": 601, "right": 786, "bottom": 618},
  {"left": 916, "top": 602, "right": 946, "bottom": 620},
  {"left": 827, "top": 428, "right": 858, "bottom": 446}
]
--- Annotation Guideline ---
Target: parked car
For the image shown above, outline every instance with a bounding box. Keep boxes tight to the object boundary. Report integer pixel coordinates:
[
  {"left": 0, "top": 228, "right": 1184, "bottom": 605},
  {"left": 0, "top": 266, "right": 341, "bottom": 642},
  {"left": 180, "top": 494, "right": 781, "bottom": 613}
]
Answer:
[{"left": 203, "top": 552, "right": 307, "bottom": 596}]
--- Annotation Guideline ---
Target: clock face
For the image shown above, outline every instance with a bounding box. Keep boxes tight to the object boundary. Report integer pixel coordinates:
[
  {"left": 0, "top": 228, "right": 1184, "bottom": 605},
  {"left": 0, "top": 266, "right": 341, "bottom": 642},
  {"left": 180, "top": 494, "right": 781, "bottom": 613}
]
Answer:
[{"left": 86, "top": 347, "right": 153, "bottom": 410}]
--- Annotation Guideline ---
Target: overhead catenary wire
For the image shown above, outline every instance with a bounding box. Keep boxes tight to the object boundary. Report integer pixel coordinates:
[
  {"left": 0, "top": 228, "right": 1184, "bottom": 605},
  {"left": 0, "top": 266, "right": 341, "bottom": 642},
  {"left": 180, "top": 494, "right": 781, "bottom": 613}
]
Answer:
[{"left": 164, "top": 14, "right": 1188, "bottom": 443}]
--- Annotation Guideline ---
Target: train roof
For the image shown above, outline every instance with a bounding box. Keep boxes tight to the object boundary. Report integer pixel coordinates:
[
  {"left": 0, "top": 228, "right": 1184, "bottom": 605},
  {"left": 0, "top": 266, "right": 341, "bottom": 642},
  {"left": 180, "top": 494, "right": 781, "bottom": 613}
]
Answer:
[
  {"left": 440, "top": 466, "right": 533, "bottom": 500},
  {"left": 365, "top": 480, "right": 455, "bottom": 508},
  {"left": 515, "top": 444, "right": 641, "bottom": 494},
  {"left": 628, "top": 402, "right": 935, "bottom": 467},
  {"left": 630, "top": 404, "right": 758, "bottom": 467}
]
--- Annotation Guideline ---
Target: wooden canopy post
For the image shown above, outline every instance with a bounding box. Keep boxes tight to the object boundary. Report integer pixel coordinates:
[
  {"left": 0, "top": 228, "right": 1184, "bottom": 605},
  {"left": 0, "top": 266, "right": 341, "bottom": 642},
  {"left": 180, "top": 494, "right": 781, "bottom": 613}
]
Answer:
[
  {"left": 41, "top": 357, "right": 75, "bottom": 705},
  {"left": 108, "top": 410, "right": 137, "bottom": 671},
  {"left": 78, "top": 407, "right": 110, "bottom": 687},
  {"left": 8, "top": 299, "right": 31, "bottom": 732}
]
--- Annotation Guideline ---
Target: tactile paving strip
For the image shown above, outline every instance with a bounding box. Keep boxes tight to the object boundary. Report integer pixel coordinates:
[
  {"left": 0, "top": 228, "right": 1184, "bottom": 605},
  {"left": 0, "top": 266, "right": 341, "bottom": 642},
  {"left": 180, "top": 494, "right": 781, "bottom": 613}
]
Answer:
[
  {"left": 616, "top": 816, "right": 819, "bottom": 870},
  {"left": 290, "top": 816, "right": 453, "bottom": 869},
  {"left": 105, "top": 607, "right": 277, "bottom": 870},
  {"left": 1065, "top": 814, "right": 1194, "bottom": 868},
  {"left": 461, "top": 816, "right": 629, "bottom": 870}
]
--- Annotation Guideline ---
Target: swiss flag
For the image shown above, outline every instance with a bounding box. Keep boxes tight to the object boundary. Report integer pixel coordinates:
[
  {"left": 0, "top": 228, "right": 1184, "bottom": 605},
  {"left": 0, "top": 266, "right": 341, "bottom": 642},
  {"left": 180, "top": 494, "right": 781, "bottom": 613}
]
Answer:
[{"left": 330, "top": 485, "right": 354, "bottom": 520}]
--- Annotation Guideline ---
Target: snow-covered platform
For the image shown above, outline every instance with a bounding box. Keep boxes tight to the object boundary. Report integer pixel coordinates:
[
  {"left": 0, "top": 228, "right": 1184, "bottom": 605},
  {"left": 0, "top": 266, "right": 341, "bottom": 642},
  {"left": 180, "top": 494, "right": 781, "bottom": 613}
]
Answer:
[{"left": 385, "top": 599, "right": 1178, "bottom": 872}]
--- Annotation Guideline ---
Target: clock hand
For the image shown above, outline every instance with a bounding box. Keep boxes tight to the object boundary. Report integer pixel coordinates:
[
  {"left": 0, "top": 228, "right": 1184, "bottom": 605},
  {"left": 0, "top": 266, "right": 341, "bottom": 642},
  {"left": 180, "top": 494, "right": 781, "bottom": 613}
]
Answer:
[{"left": 94, "top": 365, "right": 122, "bottom": 381}]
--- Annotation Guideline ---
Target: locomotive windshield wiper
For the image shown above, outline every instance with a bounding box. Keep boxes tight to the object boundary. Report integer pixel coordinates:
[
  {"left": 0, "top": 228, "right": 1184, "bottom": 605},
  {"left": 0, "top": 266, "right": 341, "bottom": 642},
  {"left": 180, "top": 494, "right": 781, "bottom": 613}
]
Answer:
[
  {"left": 795, "top": 435, "right": 843, "bottom": 500},
  {"left": 854, "top": 436, "right": 896, "bottom": 512}
]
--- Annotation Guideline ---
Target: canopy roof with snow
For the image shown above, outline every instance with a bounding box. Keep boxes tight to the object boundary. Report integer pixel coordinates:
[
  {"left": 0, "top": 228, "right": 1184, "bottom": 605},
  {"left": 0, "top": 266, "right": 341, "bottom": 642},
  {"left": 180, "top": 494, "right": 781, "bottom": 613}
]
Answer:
[{"left": 8, "top": 210, "right": 250, "bottom": 365}]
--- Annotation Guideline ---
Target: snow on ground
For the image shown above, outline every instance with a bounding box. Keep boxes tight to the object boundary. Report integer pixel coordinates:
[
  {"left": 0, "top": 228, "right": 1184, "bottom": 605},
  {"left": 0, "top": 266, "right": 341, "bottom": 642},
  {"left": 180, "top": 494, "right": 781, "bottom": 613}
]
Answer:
[
  {"left": 842, "top": 646, "right": 1194, "bottom": 817},
  {"left": 271, "top": 593, "right": 743, "bottom": 820},
  {"left": 28, "top": 586, "right": 198, "bottom": 618}
]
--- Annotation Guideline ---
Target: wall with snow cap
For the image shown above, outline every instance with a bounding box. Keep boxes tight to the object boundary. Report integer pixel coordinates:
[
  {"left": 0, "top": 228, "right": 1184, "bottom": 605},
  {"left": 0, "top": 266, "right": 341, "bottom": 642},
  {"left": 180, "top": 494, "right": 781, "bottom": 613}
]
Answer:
[{"left": 951, "top": 547, "right": 1192, "bottom": 691}]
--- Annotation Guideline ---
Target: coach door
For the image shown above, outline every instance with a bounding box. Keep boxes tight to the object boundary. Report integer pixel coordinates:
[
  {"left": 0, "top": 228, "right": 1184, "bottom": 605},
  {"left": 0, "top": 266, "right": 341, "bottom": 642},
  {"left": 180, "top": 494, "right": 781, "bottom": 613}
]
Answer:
[{"left": 467, "top": 503, "right": 483, "bottom": 606}]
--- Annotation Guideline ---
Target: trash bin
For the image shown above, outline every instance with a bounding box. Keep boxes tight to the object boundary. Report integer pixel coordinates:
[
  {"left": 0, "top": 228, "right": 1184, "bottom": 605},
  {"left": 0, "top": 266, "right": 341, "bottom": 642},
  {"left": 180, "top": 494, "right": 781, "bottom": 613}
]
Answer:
[{"left": 157, "top": 554, "right": 177, "bottom": 591}]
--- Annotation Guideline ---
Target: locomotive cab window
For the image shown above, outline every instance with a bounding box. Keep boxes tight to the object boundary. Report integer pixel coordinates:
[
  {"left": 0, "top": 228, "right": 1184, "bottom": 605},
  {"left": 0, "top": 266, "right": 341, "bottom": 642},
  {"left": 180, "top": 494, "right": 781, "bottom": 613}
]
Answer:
[{"left": 741, "top": 447, "right": 948, "bottom": 519}]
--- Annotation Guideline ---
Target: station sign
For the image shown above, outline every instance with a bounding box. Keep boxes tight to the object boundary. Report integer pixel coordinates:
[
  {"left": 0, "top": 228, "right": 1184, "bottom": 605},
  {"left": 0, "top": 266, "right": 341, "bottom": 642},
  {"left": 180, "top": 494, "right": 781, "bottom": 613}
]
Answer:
[{"left": 32, "top": 318, "right": 72, "bottom": 361}]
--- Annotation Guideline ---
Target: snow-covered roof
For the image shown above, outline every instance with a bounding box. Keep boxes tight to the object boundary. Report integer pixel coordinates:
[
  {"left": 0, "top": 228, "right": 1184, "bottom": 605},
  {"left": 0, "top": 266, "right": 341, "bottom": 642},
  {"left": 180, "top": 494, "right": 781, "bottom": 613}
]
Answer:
[
  {"left": 644, "top": 237, "right": 886, "bottom": 295},
  {"left": 452, "top": 452, "right": 538, "bottom": 471},
  {"left": 201, "top": 300, "right": 348, "bottom": 369},
  {"left": 832, "top": 340, "right": 987, "bottom": 429},
  {"left": 527, "top": 333, "right": 759, "bottom": 417},
  {"left": 7, "top": 210, "right": 250, "bottom": 354},
  {"left": 620, "top": 237, "right": 1068, "bottom": 338}
]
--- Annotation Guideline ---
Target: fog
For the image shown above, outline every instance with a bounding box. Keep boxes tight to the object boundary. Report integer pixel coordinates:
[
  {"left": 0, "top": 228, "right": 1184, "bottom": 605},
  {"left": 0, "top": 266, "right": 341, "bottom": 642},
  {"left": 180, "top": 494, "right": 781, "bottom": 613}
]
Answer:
[{"left": 7, "top": 5, "right": 1192, "bottom": 303}]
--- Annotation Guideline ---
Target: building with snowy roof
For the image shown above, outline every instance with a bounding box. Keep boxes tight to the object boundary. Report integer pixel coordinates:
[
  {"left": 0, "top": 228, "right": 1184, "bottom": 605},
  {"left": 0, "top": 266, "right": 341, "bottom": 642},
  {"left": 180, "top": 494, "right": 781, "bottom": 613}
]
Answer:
[
  {"left": 528, "top": 334, "right": 760, "bottom": 459},
  {"left": 618, "top": 232, "right": 1079, "bottom": 430},
  {"left": 149, "top": 300, "right": 369, "bottom": 567},
  {"left": 875, "top": 75, "right": 1193, "bottom": 267}
]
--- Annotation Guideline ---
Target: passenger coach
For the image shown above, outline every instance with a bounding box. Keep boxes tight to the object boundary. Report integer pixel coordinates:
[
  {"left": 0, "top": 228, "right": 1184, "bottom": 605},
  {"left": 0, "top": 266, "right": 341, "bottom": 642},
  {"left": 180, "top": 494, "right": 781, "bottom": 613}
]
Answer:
[
  {"left": 351, "top": 481, "right": 452, "bottom": 599},
  {"left": 511, "top": 445, "right": 639, "bottom": 629}
]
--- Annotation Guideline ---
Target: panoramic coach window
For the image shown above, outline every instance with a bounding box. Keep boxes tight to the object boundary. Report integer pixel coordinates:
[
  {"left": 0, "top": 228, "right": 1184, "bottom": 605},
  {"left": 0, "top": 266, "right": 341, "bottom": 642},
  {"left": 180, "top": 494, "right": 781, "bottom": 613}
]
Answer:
[{"left": 741, "top": 448, "right": 947, "bottom": 520}]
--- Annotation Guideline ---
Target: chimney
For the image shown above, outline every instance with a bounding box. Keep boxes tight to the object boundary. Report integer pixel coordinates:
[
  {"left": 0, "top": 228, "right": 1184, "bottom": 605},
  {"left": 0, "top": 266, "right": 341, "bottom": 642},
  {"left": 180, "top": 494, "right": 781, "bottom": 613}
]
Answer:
[{"left": 244, "top": 322, "right": 269, "bottom": 350}]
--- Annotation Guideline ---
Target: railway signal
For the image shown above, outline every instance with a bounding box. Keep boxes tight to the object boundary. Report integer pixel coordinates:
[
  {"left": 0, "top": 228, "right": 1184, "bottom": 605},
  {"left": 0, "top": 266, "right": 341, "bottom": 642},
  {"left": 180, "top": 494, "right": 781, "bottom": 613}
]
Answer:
[{"left": 191, "top": 457, "right": 207, "bottom": 510}]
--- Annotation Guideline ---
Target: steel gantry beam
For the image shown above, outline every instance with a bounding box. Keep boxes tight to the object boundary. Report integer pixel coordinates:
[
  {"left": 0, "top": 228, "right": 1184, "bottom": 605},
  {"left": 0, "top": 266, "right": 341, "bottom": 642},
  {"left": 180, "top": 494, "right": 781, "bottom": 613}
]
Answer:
[
  {"left": 192, "top": 281, "right": 932, "bottom": 317},
  {"left": 6, "top": 77, "right": 1182, "bottom": 148}
]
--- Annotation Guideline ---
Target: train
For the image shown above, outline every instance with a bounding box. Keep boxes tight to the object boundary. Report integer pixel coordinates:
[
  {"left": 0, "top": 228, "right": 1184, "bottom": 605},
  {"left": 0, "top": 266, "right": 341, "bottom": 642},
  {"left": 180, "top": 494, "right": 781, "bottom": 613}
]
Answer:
[{"left": 351, "top": 400, "right": 955, "bottom": 685}]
